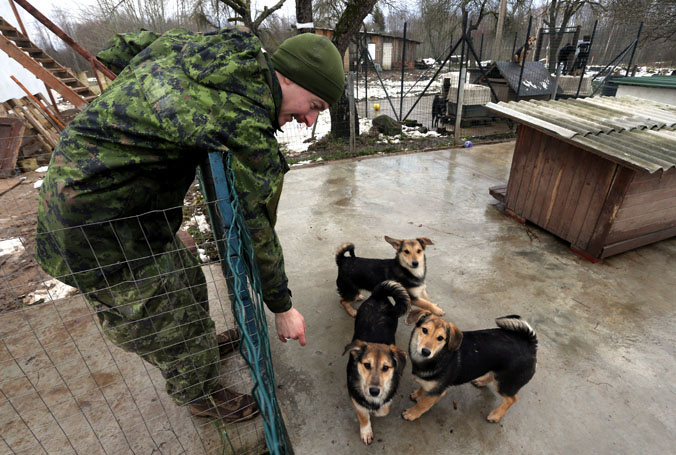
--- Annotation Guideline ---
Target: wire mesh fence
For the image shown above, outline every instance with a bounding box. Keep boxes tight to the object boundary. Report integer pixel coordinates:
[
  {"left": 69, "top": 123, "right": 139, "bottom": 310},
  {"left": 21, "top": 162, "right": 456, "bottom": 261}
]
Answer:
[{"left": 1, "top": 142, "right": 289, "bottom": 453}]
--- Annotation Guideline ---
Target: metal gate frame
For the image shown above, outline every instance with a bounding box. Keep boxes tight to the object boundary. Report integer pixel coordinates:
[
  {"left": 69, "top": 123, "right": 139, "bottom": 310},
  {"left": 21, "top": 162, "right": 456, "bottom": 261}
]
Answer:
[{"left": 198, "top": 151, "right": 293, "bottom": 455}]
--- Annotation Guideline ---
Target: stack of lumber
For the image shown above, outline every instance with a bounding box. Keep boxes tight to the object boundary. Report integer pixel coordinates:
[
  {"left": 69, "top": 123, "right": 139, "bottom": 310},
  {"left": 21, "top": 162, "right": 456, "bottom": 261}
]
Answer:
[{"left": 0, "top": 93, "right": 62, "bottom": 170}]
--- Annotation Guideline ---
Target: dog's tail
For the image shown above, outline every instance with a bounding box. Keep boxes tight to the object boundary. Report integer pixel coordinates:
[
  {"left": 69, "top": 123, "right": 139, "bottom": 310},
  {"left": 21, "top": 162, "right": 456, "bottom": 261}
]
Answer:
[
  {"left": 496, "top": 315, "right": 537, "bottom": 345},
  {"left": 335, "top": 243, "right": 356, "bottom": 265},
  {"left": 372, "top": 280, "right": 410, "bottom": 318}
]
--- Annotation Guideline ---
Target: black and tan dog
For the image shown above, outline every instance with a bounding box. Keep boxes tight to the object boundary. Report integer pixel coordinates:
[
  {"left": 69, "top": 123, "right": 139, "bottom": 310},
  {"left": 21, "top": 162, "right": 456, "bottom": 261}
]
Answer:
[
  {"left": 344, "top": 280, "right": 409, "bottom": 445},
  {"left": 512, "top": 36, "right": 537, "bottom": 65},
  {"left": 336, "top": 236, "right": 444, "bottom": 317},
  {"left": 402, "top": 310, "right": 537, "bottom": 423}
]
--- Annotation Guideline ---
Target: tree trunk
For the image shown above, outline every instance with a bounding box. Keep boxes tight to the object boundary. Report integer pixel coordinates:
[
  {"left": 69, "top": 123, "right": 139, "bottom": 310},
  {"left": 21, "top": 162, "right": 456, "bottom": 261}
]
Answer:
[
  {"left": 295, "top": 0, "right": 314, "bottom": 34},
  {"left": 549, "top": 31, "right": 564, "bottom": 72},
  {"left": 330, "top": 92, "right": 352, "bottom": 139},
  {"left": 328, "top": 0, "right": 378, "bottom": 138}
]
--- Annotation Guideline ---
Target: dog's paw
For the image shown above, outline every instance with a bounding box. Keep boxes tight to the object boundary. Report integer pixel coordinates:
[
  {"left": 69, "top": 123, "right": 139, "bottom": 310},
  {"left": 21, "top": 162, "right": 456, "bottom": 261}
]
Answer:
[
  {"left": 360, "top": 429, "right": 374, "bottom": 445},
  {"left": 431, "top": 305, "right": 446, "bottom": 316},
  {"left": 409, "top": 389, "right": 421, "bottom": 402},
  {"left": 401, "top": 408, "right": 419, "bottom": 421},
  {"left": 486, "top": 411, "right": 502, "bottom": 423}
]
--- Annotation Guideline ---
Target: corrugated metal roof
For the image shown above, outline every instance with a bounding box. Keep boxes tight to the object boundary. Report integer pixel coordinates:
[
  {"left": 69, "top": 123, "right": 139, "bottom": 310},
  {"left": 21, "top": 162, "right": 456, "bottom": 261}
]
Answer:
[
  {"left": 486, "top": 96, "right": 676, "bottom": 173},
  {"left": 477, "top": 62, "right": 561, "bottom": 98},
  {"left": 614, "top": 75, "right": 676, "bottom": 89}
]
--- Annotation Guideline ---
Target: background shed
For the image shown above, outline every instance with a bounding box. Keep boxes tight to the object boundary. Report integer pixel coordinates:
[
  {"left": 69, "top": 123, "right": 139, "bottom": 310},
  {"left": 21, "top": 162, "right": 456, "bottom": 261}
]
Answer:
[
  {"left": 486, "top": 96, "right": 676, "bottom": 261},
  {"left": 474, "top": 62, "right": 561, "bottom": 101},
  {"left": 315, "top": 28, "right": 420, "bottom": 71}
]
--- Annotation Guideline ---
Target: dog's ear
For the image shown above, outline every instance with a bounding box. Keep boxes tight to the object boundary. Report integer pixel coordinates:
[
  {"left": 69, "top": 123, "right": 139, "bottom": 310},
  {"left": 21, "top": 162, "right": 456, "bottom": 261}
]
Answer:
[
  {"left": 405, "top": 309, "right": 430, "bottom": 326},
  {"left": 446, "top": 322, "right": 463, "bottom": 351},
  {"left": 384, "top": 236, "right": 402, "bottom": 250},
  {"left": 389, "top": 344, "right": 407, "bottom": 374},
  {"left": 343, "top": 339, "right": 367, "bottom": 359},
  {"left": 416, "top": 237, "right": 434, "bottom": 249}
]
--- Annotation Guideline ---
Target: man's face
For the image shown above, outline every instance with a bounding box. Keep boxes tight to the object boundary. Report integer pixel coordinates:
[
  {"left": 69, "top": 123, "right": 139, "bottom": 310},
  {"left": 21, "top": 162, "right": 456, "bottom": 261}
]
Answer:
[{"left": 277, "top": 74, "right": 330, "bottom": 128}]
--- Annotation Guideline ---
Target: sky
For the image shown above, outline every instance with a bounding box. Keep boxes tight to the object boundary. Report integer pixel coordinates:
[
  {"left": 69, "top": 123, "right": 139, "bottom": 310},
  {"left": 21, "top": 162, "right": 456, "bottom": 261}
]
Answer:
[
  {"left": 0, "top": 0, "right": 98, "bottom": 100},
  {"left": 0, "top": 0, "right": 296, "bottom": 100}
]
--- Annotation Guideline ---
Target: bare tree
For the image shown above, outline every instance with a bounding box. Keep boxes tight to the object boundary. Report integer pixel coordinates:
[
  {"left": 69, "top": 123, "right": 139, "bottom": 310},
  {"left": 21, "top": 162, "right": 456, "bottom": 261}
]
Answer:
[
  {"left": 544, "top": 0, "right": 606, "bottom": 71},
  {"left": 215, "top": 0, "right": 287, "bottom": 36},
  {"left": 325, "top": 0, "right": 379, "bottom": 138}
]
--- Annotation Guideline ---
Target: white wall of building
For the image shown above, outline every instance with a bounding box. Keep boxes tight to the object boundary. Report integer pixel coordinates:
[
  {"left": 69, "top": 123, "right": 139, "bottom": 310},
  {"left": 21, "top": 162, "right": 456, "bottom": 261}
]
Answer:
[{"left": 616, "top": 85, "right": 676, "bottom": 106}]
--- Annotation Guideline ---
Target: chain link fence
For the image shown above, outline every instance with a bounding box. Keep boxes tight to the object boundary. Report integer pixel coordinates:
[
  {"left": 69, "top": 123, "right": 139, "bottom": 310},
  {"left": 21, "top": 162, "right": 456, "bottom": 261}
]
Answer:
[{"left": 1, "top": 140, "right": 290, "bottom": 453}]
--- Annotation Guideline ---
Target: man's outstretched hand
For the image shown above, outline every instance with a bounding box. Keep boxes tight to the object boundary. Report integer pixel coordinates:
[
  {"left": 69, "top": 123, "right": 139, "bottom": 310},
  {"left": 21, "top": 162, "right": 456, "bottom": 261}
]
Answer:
[{"left": 275, "top": 307, "right": 306, "bottom": 346}]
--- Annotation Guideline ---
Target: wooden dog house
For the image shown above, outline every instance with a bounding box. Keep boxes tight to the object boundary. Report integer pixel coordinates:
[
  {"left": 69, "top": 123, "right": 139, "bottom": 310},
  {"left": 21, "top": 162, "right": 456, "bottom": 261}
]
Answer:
[{"left": 487, "top": 96, "right": 676, "bottom": 261}]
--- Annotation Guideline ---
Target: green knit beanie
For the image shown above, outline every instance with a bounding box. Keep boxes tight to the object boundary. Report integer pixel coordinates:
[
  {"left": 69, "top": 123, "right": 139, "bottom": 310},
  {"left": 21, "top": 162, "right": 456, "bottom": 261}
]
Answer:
[{"left": 271, "top": 34, "right": 345, "bottom": 105}]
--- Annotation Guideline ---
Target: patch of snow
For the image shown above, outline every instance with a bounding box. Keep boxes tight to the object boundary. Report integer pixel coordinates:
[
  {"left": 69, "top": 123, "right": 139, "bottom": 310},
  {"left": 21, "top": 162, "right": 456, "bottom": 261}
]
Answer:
[
  {"left": 33, "top": 179, "right": 43, "bottom": 189},
  {"left": 197, "top": 248, "right": 209, "bottom": 262},
  {"left": 0, "top": 237, "right": 24, "bottom": 256},
  {"left": 187, "top": 214, "right": 211, "bottom": 234},
  {"left": 402, "top": 125, "right": 440, "bottom": 138},
  {"left": 25, "top": 279, "right": 77, "bottom": 305},
  {"left": 36, "top": 166, "right": 49, "bottom": 173}
]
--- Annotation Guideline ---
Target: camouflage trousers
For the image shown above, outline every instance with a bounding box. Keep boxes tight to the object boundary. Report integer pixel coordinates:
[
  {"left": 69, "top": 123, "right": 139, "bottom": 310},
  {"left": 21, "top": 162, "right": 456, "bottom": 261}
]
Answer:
[{"left": 85, "top": 240, "right": 220, "bottom": 405}]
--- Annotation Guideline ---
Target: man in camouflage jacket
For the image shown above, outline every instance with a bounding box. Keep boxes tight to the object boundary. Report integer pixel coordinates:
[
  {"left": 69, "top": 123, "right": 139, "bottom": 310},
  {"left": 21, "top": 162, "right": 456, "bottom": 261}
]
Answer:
[{"left": 35, "top": 28, "right": 344, "bottom": 420}]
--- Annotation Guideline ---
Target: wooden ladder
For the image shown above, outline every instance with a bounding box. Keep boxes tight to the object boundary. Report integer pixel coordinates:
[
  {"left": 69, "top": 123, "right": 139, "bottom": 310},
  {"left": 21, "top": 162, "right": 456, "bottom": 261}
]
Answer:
[{"left": 0, "top": 16, "right": 97, "bottom": 108}]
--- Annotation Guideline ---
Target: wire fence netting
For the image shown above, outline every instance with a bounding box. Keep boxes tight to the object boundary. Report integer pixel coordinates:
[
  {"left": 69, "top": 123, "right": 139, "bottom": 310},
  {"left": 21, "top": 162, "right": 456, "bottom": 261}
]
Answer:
[{"left": 1, "top": 144, "right": 288, "bottom": 453}]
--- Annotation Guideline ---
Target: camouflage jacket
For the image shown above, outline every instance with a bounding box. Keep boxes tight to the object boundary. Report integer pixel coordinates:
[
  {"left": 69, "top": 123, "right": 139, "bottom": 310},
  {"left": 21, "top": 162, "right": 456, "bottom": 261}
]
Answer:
[{"left": 35, "top": 27, "right": 293, "bottom": 312}]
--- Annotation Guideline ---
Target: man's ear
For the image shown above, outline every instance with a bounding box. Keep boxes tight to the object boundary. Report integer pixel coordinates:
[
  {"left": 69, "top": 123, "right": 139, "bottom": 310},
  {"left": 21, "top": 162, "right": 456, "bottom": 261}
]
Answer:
[
  {"left": 405, "top": 309, "right": 430, "bottom": 326},
  {"left": 384, "top": 235, "right": 402, "bottom": 250},
  {"left": 276, "top": 72, "right": 293, "bottom": 87},
  {"left": 343, "top": 339, "right": 367, "bottom": 359},
  {"left": 446, "top": 322, "right": 463, "bottom": 351}
]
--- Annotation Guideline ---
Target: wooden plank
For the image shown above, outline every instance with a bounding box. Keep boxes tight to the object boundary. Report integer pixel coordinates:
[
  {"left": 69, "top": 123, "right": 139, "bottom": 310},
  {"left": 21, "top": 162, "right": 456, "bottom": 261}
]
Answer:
[
  {"left": 606, "top": 218, "right": 676, "bottom": 244},
  {"left": 8, "top": 101, "right": 57, "bottom": 148},
  {"left": 546, "top": 143, "right": 586, "bottom": 236},
  {"left": 573, "top": 159, "right": 617, "bottom": 251},
  {"left": 504, "top": 126, "right": 528, "bottom": 209},
  {"left": 489, "top": 184, "right": 507, "bottom": 203},
  {"left": 611, "top": 205, "right": 676, "bottom": 234},
  {"left": 601, "top": 225, "right": 676, "bottom": 258},
  {"left": 586, "top": 166, "right": 635, "bottom": 258},
  {"left": 521, "top": 130, "right": 550, "bottom": 221},
  {"left": 0, "top": 33, "right": 87, "bottom": 108},
  {"left": 616, "top": 194, "right": 676, "bottom": 220},
  {"left": 524, "top": 133, "right": 557, "bottom": 225},
  {"left": 513, "top": 127, "right": 545, "bottom": 217},
  {"left": 0, "top": 117, "right": 25, "bottom": 178},
  {"left": 621, "top": 186, "right": 676, "bottom": 209},
  {"left": 542, "top": 149, "right": 569, "bottom": 230},
  {"left": 533, "top": 135, "right": 570, "bottom": 229},
  {"left": 623, "top": 169, "right": 676, "bottom": 196},
  {"left": 13, "top": 97, "right": 59, "bottom": 143},
  {"left": 565, "top": 153, "right": 605, "bottom": 245}
]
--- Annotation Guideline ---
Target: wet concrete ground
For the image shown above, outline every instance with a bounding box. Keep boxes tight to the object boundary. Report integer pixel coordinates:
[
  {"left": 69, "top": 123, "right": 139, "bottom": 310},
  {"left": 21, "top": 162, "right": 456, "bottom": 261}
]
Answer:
[{"left": 270, "top": 142, "right": 676, "bottom": 454}]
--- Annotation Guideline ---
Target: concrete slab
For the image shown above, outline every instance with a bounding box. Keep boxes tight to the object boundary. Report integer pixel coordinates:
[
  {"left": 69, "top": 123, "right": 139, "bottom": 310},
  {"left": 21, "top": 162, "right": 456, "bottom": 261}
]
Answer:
[{"left": 270, "top": 142, "right": 676, "bottom": 454}]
